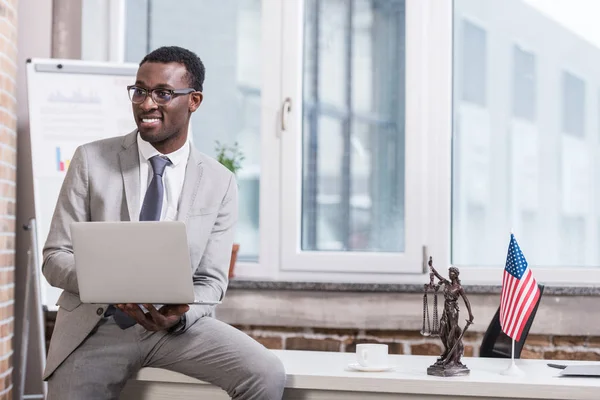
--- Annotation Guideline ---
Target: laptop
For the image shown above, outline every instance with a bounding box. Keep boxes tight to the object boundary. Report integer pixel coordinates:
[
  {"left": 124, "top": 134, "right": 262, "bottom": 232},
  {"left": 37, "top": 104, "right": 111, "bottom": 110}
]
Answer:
[
  {"left": 71, "top": 221, "right": 221, "bottom": 305},
  {"left": 559, "top": 364, "right": 600, "bottom": 377}
]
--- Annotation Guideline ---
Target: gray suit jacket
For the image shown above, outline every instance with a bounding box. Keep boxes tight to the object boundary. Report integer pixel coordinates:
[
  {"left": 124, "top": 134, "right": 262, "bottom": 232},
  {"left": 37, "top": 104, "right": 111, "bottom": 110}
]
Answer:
[{"left": 41, "top": 130, "right": 238, "bottom": 380}]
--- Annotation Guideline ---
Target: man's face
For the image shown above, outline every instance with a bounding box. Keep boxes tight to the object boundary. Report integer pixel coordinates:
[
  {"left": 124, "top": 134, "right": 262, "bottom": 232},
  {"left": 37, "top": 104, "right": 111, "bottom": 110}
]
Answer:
[{"left": 132, "top": 62, "right": 202, "bottom": 151}]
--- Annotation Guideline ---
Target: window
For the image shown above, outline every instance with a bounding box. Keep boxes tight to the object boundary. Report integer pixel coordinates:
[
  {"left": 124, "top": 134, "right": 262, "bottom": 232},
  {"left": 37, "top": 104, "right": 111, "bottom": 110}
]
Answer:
[
  {"left": 453, "top": 0, "right": 600, "bottom": 282},
  {"left": 510, "top": 45, "right": 539, "bottom": 264},
  {"left": 562, "top": 71, "right": 586, "bottom": 138},
  {"left": 560, "top": 216, "right": 585, "bottom": 266},
  {"left": 300, "top": 0, "right": 405, "bottom": 253},
  {"left": 123, "top": 0, "right": 263, "bottom": 262},
  {"left": 279, "top": 0, "right": 433, "bottom": 274},
  {"left": 459, "top": 20, "right": 487, "bottom": 107},
  {"left": 452, "top": 18, "right": 491, "bottom": 266},
  {"left": 560, "top": 72, "right": 589, "bottom": 251},
  {"left": 512, "top": 45, "right": 536, "bottom": 122},
  {"left": 598, "top": 90, "right": 600, "bottom": 140},
  {"left": 82, "top": 0, "right": 600, "bottom": 284}
]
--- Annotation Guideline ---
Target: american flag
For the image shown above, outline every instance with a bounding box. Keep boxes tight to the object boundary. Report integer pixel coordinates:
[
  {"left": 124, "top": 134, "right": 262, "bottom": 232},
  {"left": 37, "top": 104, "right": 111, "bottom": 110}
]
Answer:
[{"left": 500, "top": 233, "right": 540, "bottom": 342}]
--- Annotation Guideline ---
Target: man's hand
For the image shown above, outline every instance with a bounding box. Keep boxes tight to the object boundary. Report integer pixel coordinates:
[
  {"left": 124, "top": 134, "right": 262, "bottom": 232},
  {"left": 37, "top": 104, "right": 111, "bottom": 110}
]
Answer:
[{"left": 116, "top": 303, "right": 189, "bottom": 331}]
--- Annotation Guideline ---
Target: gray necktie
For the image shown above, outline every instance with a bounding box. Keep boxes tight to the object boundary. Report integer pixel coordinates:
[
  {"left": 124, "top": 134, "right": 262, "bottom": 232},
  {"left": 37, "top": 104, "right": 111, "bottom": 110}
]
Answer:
[
  {"left": 139, "top": 156, "right": 171, "bottom": 221},
  {"left": 110, "top": 155, "right": 171, "bottom": 329}
]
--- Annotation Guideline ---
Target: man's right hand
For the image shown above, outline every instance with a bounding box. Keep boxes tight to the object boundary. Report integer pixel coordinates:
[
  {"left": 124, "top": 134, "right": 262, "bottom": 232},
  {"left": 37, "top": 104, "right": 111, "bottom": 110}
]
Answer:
[{"left": 116, "top": 303, "right": 189, "bottom": 331}]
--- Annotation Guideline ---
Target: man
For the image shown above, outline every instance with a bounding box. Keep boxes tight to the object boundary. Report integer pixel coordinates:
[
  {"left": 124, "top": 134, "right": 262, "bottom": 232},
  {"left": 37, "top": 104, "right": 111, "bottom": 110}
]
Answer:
[{"left": 42, "top": 46, "right": 286, "bottom": 399}]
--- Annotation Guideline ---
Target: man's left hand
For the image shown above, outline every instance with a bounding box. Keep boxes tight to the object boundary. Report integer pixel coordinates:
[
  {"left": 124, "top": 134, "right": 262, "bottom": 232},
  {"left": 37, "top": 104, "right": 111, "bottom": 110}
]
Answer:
[{"left": 117, "top": 303, "right": 189, "bottom": 331}]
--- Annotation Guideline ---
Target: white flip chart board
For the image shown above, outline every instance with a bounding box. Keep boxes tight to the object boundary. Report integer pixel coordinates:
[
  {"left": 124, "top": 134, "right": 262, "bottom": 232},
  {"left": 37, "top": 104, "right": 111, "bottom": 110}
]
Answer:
[{"left": 26, "top": 58, "right": 139, "bottom": 310}]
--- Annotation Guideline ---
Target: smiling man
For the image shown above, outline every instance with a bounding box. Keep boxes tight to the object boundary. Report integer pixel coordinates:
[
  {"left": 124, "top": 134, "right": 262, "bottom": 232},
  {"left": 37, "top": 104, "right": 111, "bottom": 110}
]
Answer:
[{"left": 41, "top": 46, "right": 286, "bottom": 400}]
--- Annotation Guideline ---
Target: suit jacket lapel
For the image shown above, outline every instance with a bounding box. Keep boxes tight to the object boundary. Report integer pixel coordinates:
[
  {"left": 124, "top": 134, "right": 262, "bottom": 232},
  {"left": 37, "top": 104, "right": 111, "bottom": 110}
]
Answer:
[
  {"left": 177, "top": 147, "right": 203, "bottom": 222},
  {"left": 119, "top": 131, "right": 141, "bottom": 221}
]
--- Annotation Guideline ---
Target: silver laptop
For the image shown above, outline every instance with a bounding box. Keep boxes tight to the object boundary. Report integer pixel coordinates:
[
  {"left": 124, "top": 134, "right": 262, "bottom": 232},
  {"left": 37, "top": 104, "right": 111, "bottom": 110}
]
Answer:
[{"left": 71, "top": 221, "right": 221, "bottom": 305}]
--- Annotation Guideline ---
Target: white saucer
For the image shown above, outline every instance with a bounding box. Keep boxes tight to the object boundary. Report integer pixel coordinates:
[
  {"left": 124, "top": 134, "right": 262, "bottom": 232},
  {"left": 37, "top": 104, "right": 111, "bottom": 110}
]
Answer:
[{"left": 347, "top": 363, "right": 395, "bottom": 372}]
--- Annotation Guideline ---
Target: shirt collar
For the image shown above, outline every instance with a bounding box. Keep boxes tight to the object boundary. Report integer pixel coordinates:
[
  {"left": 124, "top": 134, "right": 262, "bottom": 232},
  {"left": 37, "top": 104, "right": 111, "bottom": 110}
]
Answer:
[{"left": 137, "top": 132, "right": 190, "bottom": 167}]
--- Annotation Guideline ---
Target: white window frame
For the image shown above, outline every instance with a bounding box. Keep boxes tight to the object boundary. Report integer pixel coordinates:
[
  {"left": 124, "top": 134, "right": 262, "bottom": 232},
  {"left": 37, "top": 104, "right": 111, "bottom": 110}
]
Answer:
[
  {"left": 81, "top": 0, "right": 126, "bottom": 62},
  {"left": 87, "top": 0, "right": 450, "bottom": 284},
  {"left": 81, "top": 0, "right": 284, "bottom": 280},
  {"left": 233, "top": 0, "right": 285, "bottom": 280},
  {"left": 90, "top": 0, "right": 600, "bottom": 285},
  {"left": 277, "top": 0, "right": 437, "bottom": 276}
]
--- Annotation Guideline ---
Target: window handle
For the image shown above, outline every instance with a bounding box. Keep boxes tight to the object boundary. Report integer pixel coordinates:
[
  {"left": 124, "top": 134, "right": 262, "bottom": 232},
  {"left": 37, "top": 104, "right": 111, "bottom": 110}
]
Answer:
[{"left": 280, "top": 97, "right": 292, "bottom": 132}]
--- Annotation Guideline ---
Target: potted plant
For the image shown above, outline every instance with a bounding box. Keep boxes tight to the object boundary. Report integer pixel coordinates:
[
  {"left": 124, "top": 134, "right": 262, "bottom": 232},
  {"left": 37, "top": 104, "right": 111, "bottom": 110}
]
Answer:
[{"left": 215, "top": 140, "right": 244, "bottom": 279}]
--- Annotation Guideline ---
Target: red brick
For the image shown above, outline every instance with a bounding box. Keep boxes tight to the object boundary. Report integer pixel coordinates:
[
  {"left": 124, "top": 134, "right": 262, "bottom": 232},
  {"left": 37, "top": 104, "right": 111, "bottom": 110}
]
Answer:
[
  {"left": 364, "top": 330, "right": 422, "bottom": 341},
  {"left": 520, "top": 348, "right": 544, "bottom": 359},
  {"left": 241, "top": 325, "right": 302, "bottom": 334},
  {"left": 587, "top": 337, "right": 600, "bottom": 348},
  {"left": 0, "top": 219, "right": 15, "bottom": 233},
  {"left": 411, "top": 343, "right": 442, "bottom": 356},
  {"left": 313, "top": 328, "right": 359, "bottom": 337},
  {"left": 587, "top": 336, "right": 600, "bottom": 348},
  {"left": 253, "top": 326, "right": 303, "bottom": 334},
  {"left": 463, "top": 332, "right": 483, "bottom": 342},
  {"left": 544, "top": 350, "right": 600, "bottom": 361},
  {"left": 552, "top": 336, "right": 587, "bottom": 347},
  {"left": 464, "top": 345, "right": 474, "bottom": 357},
  {"left": 285, "top": 337, "right": 342, "bottom": 352},
  {"left": 250, "top": 335, "right": 283, "bottom": 350}
]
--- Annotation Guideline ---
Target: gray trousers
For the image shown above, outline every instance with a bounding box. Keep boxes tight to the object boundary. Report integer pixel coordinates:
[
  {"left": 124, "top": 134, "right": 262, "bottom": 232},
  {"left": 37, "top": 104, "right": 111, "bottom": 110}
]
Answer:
[{"left": 47, "top": 316, "right": 286, "bottom": 400}]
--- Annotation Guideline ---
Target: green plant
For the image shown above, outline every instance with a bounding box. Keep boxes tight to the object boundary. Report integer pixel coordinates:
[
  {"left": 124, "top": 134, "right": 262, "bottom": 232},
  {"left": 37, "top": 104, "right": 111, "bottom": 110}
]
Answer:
[{"left": 215, "top": 140, "right": 245, "bottom": 175}]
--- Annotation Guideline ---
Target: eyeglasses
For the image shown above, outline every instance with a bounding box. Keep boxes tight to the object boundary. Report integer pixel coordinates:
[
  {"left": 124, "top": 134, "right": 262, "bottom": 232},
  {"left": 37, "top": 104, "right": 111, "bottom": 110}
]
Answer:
[{"left": 127, "top": 85, "right": 196, "bottom": 105}]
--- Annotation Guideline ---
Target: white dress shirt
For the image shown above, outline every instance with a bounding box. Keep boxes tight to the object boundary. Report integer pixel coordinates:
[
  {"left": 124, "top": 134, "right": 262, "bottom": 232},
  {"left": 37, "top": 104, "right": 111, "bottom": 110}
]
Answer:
[{"left": 137, "top": 133, "right": 190, "bottom": 221}]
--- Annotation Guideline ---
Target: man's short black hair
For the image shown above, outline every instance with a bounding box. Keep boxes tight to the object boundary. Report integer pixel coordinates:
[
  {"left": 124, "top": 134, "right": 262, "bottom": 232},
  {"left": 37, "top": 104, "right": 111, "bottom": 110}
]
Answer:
[{"left": 140, "top": 46, "right": 205, "bottom": 92}]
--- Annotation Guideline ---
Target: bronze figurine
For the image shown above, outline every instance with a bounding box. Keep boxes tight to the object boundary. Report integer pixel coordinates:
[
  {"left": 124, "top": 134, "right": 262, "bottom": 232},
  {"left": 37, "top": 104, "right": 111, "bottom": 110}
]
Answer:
[
  {"left": 422, "top": 257, "right": 474, "bottom": 377},
  {"left": 421, "top": 264, "right": 440, "bottom": 337}
]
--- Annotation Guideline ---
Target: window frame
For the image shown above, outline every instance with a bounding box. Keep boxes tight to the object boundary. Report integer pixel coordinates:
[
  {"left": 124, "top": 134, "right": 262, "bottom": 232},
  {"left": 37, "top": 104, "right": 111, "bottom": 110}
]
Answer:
[
  {"left": 81, "top": 0, "right": 126, "bottom": 62},
  {"left": 92, "top": 0, "right": 600, "bottom": 285},
  {"left": 276, "top": 0, "right": 450, "bottom": 277}
]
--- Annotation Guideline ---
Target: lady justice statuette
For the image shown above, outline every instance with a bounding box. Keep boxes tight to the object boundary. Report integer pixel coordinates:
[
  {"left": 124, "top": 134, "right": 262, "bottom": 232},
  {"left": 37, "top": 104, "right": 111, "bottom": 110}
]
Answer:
[{"left": 420, "top": 257, "right": 474, "bottom": 377}]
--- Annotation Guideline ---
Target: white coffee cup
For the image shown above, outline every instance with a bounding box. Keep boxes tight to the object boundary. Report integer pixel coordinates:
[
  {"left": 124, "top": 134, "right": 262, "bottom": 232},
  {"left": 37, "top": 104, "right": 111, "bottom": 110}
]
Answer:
[{"left": 356, "top": 343, "right": 389, "bottom": 368}]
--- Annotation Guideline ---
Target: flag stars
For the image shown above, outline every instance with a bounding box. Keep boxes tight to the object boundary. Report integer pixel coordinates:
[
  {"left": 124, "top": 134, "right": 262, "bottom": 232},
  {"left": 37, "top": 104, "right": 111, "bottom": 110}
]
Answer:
[{"left": 505, "top": 236, "right": 528, "bottom": 279}]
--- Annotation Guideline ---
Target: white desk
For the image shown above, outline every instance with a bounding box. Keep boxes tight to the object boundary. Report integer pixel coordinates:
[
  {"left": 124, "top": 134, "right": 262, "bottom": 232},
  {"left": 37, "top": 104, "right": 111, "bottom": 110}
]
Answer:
[{"left": 121, "top": 350, "right": 600, "bottom": 400}]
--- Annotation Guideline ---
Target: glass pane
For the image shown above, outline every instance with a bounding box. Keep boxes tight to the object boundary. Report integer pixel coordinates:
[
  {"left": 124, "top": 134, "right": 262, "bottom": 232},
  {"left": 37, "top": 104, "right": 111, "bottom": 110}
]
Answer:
[
  {"left": 453, "top": 0, "right": 600, "bottom": 267},
  {"left": 124, "top": 0, "right": 261, "bottom": 261},
  {"left": 301, "top": 0, "right": 406, "bottom": 252}
]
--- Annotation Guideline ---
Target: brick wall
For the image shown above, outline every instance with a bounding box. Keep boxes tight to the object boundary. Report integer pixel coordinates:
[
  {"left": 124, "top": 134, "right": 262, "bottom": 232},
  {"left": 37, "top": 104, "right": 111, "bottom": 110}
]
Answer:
[
  {"left": 41, "top": 316, "right": 600, "bottom": 363},
  {"left": 0, "top": 0, "right": 17, "bottom": 398},
  {"left": 237, "top": 325, "right": 600, "bottom": 361}
]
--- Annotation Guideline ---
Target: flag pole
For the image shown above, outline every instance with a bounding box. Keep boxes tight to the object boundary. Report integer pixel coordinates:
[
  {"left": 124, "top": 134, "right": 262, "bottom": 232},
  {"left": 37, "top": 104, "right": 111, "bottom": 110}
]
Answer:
[
  {"left": 501, "top": 230, "right": 524, "bottom": 376},
  {"left": 512, "top": 338, "right": 514, "bottom": 359},
  {"left": 501, "top": 338, "right": 524, "bottom": 376}
]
